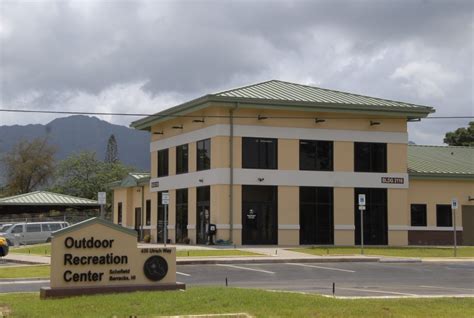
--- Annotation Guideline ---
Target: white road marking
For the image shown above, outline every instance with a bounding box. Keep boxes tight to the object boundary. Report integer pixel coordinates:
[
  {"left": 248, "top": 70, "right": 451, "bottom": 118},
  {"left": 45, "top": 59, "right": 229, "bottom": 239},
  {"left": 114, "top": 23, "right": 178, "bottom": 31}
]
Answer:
[
  {"left": 340, "top": 287, "right": 418, "bottom": 296},
  {"left": 176, "top": 271, "right": 191, "bottom": 277},
  {"left": 419, "top": 285, "right": 474, "bottom": 292},
  {"left": 286, "top": 263, "right": 355, "bottom": 273},
  {"left": 216, "top": 264, "right": 275, "bottom": 274},
  {"left": 0, "top": 280, "right": 50, "bottom": 285}
]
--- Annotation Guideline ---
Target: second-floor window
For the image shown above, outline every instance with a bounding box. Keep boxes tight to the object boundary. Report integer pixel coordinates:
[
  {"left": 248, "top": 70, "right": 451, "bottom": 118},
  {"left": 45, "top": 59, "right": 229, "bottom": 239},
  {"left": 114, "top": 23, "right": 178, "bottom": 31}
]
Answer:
[
  {"left": 176, "top": 144, "right": 189, "bottom": 174},
  {"left": 242, "top": 137, "right": 277, "bottom": 169},
  {"left": 300, "top": 140, "right": 333, "bottom": 171},
  {"left": 354, "top": 142, "right": 387, "bottom": 173},
  {"left": 197, "top": 138, "right": 211, "bottom": 171},
  {"left": 157, "top": 149, "right": 169, "bottom": 177}
]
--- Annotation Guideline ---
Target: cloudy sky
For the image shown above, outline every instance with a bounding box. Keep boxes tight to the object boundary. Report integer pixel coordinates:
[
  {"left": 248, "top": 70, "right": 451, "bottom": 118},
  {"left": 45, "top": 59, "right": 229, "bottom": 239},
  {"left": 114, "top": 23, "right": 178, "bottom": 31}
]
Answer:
[{"left": 0, "top": 0, "right": 472, "bottom": 145}]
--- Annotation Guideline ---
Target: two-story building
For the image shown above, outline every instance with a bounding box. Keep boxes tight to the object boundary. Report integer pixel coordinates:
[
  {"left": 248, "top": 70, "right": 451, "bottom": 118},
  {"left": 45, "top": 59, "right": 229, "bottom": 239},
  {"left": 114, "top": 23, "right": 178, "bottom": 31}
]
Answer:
[{"left": 111, "top": 80, "right": 474, "bottom": 246}]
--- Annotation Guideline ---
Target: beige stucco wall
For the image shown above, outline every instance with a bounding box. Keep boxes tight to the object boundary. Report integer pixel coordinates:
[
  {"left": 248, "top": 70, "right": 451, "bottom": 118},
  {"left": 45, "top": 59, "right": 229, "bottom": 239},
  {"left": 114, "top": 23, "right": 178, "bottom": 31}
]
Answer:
[
  {"left": 334, "top": 187, "right": 355, "bottom": 245},
  {"left": 278, "top": 186, "right": 299, "bottom": 245},
  {"left": 388, "top": 188, "right": 409, "bottom": 245},
  {"left": 409, "top": 179, "right": 474, "bottom": 227}
]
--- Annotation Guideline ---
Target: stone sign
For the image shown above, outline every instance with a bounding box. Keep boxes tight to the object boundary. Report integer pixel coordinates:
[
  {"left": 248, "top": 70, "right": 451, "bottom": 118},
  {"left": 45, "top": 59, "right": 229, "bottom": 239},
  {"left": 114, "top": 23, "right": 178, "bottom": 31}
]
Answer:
[{"left": 40, "top": 217, "right": 185, "bottom": 298}]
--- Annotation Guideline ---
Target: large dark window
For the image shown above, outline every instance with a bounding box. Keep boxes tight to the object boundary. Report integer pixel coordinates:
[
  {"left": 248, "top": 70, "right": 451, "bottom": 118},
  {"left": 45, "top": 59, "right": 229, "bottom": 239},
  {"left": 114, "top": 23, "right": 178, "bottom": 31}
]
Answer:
[
  {"left": 157, "top": 149, "right": 169, "bottom": 177},
  {"left": 354, "top": 188, "right": 388, "bottom": 245},
  {"left": 300, "top": 187, "right": 334, "bottom": 245},
  {"left": 176, "top": 188, "right": 188, "bottom": 243},
  {"left": 176, "top": 144, "right": 189, "bottom": 174},
  {"left": 117, "top": 202, "right": 122, "bottom": 225},
  {"left": 157, "top": 192, "right": 168, "bottom": 243},
  {"left": 197, "top": 139, "right": 211, "bottom": 171},
  {"left": 354, "top": 142, "right": 387, "bottom": 172},
  {"left": 242, "top": 137, "right": 277, "bottom": 169},
  {"left": 145, "top": 199, "right": 151, "bottom": 226},
  {"left": 411, "top": 204, "right": 427, "bottom": 226},
  {"left": 436, "top": 204, "right": 452, "bottom": 227},
  {"left": 299, "top": 140, "right": 333, "bottom": 171},
  {"left": 196, "top": 186, "right": 210, "bottom": 244}
]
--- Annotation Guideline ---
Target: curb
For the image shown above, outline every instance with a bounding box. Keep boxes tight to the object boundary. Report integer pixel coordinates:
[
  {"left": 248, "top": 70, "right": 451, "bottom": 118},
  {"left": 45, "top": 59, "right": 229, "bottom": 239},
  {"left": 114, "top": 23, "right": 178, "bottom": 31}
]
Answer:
[
  {"left": 177, "top": 257, "right": 381, "bottom": 265},
  {"left": 0, "top": 277, "right": 49, "bottom": 282}
]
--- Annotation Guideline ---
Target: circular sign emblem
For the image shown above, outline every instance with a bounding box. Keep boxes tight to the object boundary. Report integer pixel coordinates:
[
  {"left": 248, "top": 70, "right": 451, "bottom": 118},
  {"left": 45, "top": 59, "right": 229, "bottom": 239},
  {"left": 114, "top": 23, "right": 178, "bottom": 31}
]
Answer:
[{"left": 143, "top": 255, "right": 168, "bottom": 281}]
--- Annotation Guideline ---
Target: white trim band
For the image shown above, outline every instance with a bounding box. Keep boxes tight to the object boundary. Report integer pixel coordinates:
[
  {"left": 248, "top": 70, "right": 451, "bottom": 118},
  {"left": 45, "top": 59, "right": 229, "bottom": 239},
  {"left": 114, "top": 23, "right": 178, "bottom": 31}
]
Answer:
[
  {"left": 278, "top": 224, "right": 300, "bottom": 230},
  {"left": 150, "top": 124, "right": 408, "bottom": 152},
  {"left": 150, "top": 169, "right": 408, "bottom": 191},
  {"left": 389, "top": 225, "right": 464, "bottom": 231},
  {"left": 334, "top": 225, "right": 356, "bottom": 230},
  {"left": 186, "top": 224, "right": 196, "bottom": 230},
  {"left": 167, "top": 225, "right": 175, "bottom": 230}
]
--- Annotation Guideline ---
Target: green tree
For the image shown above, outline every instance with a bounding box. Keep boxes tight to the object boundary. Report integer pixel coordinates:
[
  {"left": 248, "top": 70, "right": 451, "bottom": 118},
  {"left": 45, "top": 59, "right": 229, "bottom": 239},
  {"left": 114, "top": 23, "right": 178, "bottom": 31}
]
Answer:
[
  {"left": 104, "top": 134, "right": 119, "bottom": 163},
  {"left": 444, "top": 122, "right": 474, "bottom": 146},
  {"left": 1, "top": 137, "right": 56, "bottom": 195},
  {"left": 51, "top": 151, "right": 132, "bottom": 200}
]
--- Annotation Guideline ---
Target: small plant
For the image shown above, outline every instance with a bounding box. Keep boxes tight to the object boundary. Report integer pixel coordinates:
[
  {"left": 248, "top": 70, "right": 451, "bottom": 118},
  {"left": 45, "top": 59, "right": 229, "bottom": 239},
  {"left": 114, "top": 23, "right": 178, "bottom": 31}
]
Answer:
[
  {"left": 143, "top": 234, "right": 153, "bottom": 243},
  {"left": 183, "top": 237, "right": 191, "bottom": 245}
]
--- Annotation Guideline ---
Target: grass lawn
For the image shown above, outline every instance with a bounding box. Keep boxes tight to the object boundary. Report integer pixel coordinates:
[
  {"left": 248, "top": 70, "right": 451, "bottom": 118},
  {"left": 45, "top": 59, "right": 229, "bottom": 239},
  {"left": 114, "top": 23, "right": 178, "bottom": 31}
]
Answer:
[
  {"left": 0, "top": 287, "right": 472, "bottom": 317},
  {"left": 9, "top": 244, "right": 51, "bottom": 256},
  {"left": 0, "top": 265, "right": 50, "bottom": 279},
  {"left": 176, "top": 250, "right": 261, "bottom": 257},
  {"left": 290, "top": 246, "right": 474, "bottom": 258}
]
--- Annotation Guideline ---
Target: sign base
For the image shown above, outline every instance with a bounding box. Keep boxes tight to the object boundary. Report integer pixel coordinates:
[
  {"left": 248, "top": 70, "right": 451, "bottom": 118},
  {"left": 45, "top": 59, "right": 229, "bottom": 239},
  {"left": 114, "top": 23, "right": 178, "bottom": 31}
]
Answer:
[{"left": 40, "top": 282, "right": 186, "bottom": 299}]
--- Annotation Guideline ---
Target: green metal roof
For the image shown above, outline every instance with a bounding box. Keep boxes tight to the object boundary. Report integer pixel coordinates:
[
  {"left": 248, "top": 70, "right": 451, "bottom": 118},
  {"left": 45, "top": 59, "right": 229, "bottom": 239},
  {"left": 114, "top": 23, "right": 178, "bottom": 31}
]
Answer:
[
  {"left": 53, "top": 217, "right": 137, "bottom": 238},
  {"left": 131, "top": 80, "right": 434, "bottom": 130},
  {"left": 408, "top": 145, "right": 474, "bottom": 180},
  {"left": 0, "top": 191, "right": 99, "bottom": 206},
  {"left": 108, "top": 172, "right": 150, "bottom": 189}
]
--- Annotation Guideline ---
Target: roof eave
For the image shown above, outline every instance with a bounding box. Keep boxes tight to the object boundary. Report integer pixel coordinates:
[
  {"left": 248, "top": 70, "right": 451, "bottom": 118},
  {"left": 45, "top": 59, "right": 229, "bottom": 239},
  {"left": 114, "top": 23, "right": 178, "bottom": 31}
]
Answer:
[
  {"left": 409, "top": 172, "right": 474, "bottom": 181},
  {"left": 130, "top": 95, "right": 434, "bottom": 131}
]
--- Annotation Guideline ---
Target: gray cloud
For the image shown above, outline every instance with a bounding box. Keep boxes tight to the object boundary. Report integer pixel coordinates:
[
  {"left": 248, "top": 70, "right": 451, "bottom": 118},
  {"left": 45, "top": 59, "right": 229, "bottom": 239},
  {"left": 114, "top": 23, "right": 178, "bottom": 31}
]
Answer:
[{"left": 0, "top": 0, "right": 472, "bottom": 144}]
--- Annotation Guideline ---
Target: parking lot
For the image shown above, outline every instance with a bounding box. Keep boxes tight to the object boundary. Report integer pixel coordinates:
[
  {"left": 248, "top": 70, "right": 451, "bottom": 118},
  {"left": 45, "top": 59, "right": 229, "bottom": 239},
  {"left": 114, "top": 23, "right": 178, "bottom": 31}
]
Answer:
[{"left": 1, "top": 261, "right": 473, "bottom": 298}]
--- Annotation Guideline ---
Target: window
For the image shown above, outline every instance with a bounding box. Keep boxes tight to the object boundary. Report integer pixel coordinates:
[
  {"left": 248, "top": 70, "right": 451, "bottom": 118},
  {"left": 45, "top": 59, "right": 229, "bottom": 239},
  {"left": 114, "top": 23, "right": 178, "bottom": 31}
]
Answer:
[
  {"left": 242, "top": 137, "right": 277, "bottom": 169},
  {"left": 176, "top": 188, "right": 188, "bottom": 243},
  {"left": 354, "top": 188, "right": 388, "bottom": 245},
  {"left": 300, "top": 140, "right": 333, "bottom": 171},
  {"left": 354, "top": 142, "right": 387, "bottom": 172},
  {"left": 117, "top": 202, "right": 123, "bottom": 225},
  {"left": 411, "top": 204, "right": 427, "bottom": 226},
  {"left": 145, "top": 200, "right": 151, "bottom": 226},
  {"left": 11, "top": 225, "right": 23, "bottom": 233},
  {"left": 157, "top": 149, "right": 169, "bottom": 177},
  {"left": 300, "top": 187, "right": 334, "bottom": 244},
  {"left": 26, "top": 224, "right": 41, "bottom": 232},
  {"left": 196, "top": 139, "right": 211, "bottom": 171},
  {"left": 436, "top": 204, "right": 452, "bottom": 227},
  {"left": 176, "top": 144, "right": 189, "bottom": 174},
  {"left": 157, "top": 191, "right": 168, "bottom": 243},
  {"left": 48, "top": 223, "right": 61, "bottom": 231}
]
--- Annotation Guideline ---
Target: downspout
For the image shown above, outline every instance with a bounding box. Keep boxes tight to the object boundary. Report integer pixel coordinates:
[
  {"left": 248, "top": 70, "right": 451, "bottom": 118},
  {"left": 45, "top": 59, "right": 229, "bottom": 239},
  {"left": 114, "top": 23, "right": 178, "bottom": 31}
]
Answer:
[
  {"left": 141, "top": 185, "right": 145, "bottom": 242},
  {"left": 229, "top": 102, "right": 239, "bottom": 243}
]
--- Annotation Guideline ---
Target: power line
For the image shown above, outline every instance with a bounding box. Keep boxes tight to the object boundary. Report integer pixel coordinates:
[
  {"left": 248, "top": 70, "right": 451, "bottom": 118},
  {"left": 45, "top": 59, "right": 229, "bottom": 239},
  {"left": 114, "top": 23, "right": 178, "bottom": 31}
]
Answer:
[{"left": 0, "top": 108, "right": 472, "bottom": 120}]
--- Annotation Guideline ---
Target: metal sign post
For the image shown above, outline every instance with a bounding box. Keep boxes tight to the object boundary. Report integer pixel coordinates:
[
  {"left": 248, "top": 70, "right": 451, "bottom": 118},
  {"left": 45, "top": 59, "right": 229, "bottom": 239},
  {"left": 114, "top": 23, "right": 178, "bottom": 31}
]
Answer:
[
  {"left": 162, "top": 192, "right": 169, "bottom": 247},
  {"left": 358, "top": 194, "right": 366, "bottom": 255},
  {"left": 98, "top": 192, "right": 106, "bottom": 219},
  {"left": 452, "top": 198, "right": 458, "bottom": 257}
]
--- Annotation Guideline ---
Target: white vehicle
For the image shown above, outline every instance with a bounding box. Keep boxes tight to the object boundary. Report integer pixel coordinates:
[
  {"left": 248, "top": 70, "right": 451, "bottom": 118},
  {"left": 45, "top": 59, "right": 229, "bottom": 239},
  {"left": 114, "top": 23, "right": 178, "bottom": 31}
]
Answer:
[{"left": 0, "top": 221, "right": 69, "bottom": 246}]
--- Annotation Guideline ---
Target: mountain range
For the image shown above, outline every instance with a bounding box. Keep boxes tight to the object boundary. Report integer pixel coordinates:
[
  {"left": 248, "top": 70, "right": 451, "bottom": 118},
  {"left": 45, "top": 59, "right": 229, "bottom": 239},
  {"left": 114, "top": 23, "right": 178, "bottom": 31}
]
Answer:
[{"left": 0, "top": 115, "right": 150, "bottom": 174}]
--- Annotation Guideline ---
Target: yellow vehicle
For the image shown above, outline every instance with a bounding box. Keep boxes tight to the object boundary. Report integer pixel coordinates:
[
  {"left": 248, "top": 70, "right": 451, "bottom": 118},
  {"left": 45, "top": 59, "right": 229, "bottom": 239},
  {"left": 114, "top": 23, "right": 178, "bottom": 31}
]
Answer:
[{"left": 0, "top": 236, "right": 8, "bottom": 257}]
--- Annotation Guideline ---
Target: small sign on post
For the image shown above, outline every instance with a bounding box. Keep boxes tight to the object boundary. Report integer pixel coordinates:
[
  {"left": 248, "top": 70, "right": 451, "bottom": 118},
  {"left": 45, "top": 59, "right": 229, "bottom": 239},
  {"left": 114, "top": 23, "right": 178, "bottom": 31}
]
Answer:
[
  {"left": 452, "top": 198, "right": 458, "bottom": 257},
  {"left": 162, "top": 192, "right": 169, "bottom": 247},
  {"left": 358, "top": 194, "right": 366, "bottom": 255},
  {"left": 98, "top": 192, "right": 106, "bottom": 219}
]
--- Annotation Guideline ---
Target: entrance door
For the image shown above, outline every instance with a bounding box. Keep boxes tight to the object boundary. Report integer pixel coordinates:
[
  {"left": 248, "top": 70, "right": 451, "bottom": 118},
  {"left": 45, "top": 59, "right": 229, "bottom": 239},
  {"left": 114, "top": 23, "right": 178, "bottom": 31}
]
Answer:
[
  {"left": 354, "top": 188, "right": 388, "bottom": 245},
  {"left": 134, "top": 207, "right": 142, "bottom": 236},
  {"left": 462, "top": 205, "right": 474, "bottom": 245},
  {"left": 242, "top": 185, "right": 277, "bottom": 245},
  {"left": 157, "top": 192, "right": 168, "bottom": 243},
  {"left": 300, "top": 187, "right": 334, "bottom": 245}
]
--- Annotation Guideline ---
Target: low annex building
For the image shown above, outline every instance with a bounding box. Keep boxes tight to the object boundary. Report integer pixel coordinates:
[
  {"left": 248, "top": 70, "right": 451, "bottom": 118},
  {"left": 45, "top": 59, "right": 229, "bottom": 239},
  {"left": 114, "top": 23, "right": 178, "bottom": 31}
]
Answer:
[{"left": 111, "top": 80, "right": 474, "bottom": 246}]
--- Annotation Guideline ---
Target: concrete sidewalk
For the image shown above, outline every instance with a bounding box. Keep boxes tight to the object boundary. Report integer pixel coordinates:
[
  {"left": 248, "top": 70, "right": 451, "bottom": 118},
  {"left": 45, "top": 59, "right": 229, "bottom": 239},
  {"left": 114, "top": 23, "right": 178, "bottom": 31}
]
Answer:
[{"left": 2, "top": 246, "right": 424, "bottom": 265}]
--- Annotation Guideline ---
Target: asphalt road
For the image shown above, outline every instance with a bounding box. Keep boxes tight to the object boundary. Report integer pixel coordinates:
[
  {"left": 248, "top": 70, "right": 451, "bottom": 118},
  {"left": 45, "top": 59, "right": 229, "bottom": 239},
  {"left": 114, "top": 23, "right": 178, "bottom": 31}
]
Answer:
[{"left": 1, "top": 261, "right": 473, "bottom": 298}]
